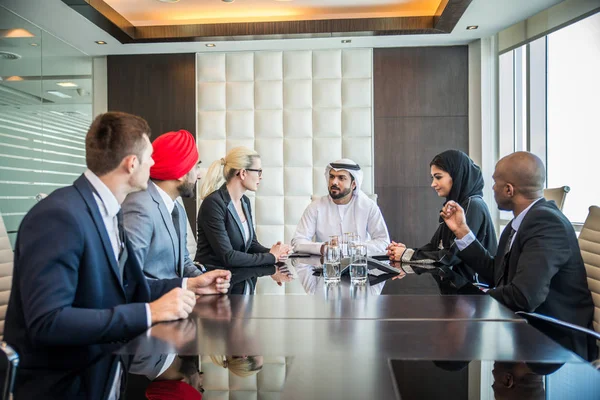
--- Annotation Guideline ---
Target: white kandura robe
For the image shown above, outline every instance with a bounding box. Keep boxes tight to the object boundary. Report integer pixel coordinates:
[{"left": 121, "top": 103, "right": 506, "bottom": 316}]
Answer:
[{"left": 291, "top": 191, "right": 390, "bottom": 255}]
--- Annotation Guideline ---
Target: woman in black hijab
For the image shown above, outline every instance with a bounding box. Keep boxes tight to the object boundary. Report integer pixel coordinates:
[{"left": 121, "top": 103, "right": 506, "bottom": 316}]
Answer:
[{"left": 387, "top": 150, "right": 497, "bottom": 284}]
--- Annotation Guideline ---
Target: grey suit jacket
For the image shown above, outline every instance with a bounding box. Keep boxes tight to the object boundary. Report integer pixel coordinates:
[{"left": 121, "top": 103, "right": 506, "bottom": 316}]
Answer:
[{"left": 122, "top": 181, "right": 202, "bottom": 279}]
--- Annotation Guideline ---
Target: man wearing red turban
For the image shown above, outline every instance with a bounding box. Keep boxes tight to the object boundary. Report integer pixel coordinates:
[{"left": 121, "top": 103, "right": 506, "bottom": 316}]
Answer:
[{"left": 123, "top": 129, "right": 215, "bottom": 279}]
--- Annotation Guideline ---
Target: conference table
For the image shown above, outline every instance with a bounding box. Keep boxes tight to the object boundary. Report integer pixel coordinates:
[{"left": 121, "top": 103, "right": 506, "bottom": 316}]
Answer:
[{"left": 119, "top": 256, "right": 600, "bottom": 399}]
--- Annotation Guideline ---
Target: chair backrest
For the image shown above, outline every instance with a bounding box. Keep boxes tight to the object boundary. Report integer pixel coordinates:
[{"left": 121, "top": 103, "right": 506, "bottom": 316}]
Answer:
[
  {"left": 543, "top": 186, "right": 570, "bottom": 211},
  {"left": 0, "top": 215, "right": 13, "bottom": 341},
  {"left": 579, "top": 205, "right": 600, "bottom": 334}
]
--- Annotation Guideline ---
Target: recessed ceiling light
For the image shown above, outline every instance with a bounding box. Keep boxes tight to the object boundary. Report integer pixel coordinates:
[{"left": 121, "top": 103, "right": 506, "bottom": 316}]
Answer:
[
  {"left": 95, "top": 40, "right": 107, "bottom": 45},
  {"left": 158, "top": 0, "right": 181, "bottom": 3},
  {"left": 0, "top": 29, "right": 35, "bottom": 38},
  {"left": 30, "top": 43, "right": 38, "bottom": 47},
  {"left": 57, "top": 82, "right": 78, "bottom": 88},
  {"left": 46, "top": 90, "right": 72, "bottom": 99},
  {"left": 205, "top": 43, "right": 216, "bottom": 47},
  {"left": 466, "top": 25, "right": 478, "bottom": 30},
  {"left": 341, "top": 39, "right": 352, "bottom": 44}
]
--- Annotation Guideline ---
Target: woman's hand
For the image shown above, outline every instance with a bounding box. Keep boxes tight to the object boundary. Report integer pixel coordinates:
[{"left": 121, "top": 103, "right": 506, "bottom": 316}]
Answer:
[{"left": 388, "top": 243, "right": 407, "bottom": 261}]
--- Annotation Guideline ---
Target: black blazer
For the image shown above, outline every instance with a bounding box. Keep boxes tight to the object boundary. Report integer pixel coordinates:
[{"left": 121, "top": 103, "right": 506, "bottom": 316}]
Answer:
[
  {"left": 458, "top": 198, "right": 595, "bottom": 360},
  {"left": 195, "top": 184, "right": 276, "bottom": 270},
  {"left": 4, "top": 175, "right": 181, "bottom": 399}
]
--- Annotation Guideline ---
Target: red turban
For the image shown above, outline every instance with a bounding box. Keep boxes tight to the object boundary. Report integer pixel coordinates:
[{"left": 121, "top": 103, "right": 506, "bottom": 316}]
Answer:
[
  {"left": 145, "top": 380, "right": 202, "bottom": 400},
  {"left": 150, "top": 130, "right": 199, "bottom": 180}
]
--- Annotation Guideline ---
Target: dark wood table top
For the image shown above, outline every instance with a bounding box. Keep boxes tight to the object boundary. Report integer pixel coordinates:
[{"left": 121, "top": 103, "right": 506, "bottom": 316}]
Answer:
[{"left": 117, "top": 257, "right": 600, "bottom": 399}]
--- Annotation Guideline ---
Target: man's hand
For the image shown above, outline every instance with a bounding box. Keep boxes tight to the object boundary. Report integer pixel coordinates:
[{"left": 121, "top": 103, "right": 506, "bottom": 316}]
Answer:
[
  {"left": 271, "top": 266, "right": 294, "bottom": 286},
  {"left": 440, "top": 200, "right": 470, "bottom": 239},
  {"left": 187, "top": 269, "right": 231, "bottom": 295},
  {"left": 149, "top": 288, "right": 196, "bottom": 324}
]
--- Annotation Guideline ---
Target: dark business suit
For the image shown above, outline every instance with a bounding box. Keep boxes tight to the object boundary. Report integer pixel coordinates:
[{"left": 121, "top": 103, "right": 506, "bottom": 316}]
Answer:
[
  {"left": 195, "top": 184, "right": 275, "bottom": 293},
  {"left": 458, "top": 199, "right": 595, "bottom": 360},
  {"left": 4, "top": 175, "right": 182, "bottom": 399}
]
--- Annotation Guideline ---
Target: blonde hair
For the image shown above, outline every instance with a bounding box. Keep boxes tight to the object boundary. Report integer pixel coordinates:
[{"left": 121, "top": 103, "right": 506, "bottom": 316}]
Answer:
[
  {"left": 200, "top": 146, "right": 259, "bottom": 199},
  {"left": 209, "top": 355, "right": 263, "bottom": 378}
]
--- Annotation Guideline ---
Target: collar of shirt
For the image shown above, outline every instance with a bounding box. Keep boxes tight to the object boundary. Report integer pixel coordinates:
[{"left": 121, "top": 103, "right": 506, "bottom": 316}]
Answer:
[
  {"left": 152, "top": 181, "right": 176, "bottom": 214},
  {"left": 84, "top": 169, "right": 120, "bottom": 219},
  {"left": 510, "top": 197, "right": 544, "bottom": 232}
]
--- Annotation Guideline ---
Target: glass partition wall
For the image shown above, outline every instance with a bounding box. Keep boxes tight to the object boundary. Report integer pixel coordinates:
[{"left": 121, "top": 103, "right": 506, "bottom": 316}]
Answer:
[{"left": 0, "top": 6, "right": 92, "bottom": 247}]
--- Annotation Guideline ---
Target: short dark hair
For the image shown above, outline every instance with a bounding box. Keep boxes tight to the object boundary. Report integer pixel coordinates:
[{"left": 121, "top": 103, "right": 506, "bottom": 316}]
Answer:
[{"left": 85, "top": 112, "right": 150, "bottom": 176}]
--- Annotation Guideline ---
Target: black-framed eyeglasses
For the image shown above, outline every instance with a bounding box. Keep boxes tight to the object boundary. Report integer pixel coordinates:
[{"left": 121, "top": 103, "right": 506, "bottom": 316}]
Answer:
[{"left": 246, "top": 168, "right": 263, "bottom": 177}]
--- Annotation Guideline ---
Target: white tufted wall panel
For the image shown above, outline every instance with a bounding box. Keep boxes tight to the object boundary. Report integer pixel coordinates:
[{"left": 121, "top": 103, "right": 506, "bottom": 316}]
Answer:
[{"left": 197, "top": 50, "right": 373, "bottom": 294}]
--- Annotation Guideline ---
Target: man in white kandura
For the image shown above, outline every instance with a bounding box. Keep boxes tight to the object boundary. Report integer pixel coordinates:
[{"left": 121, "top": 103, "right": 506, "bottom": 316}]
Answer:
[{"left": 291, "top": 159, "right": 390, "bottom": 255}]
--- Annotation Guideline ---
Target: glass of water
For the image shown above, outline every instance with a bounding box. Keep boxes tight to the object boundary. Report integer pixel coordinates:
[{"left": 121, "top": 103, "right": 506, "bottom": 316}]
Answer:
[
  {"left": 350, "top": 243, "right": 367, "bottom": 285},
  {"left": 323, "top": 243, "right": 341, "bottom": 284}
]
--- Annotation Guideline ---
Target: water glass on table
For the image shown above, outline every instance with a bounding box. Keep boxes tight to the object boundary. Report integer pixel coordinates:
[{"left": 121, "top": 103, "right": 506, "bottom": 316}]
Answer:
[
  {"left": 350, "top": 243, "right": 368, "bottom": 285},
  {"left": 323, "top": 243, "right": 341, "bottom": 284}
]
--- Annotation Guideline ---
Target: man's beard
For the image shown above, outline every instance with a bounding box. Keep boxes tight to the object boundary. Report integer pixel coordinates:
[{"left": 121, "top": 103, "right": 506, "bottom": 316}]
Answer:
[
  {"left": 177, "top": 181, "right": 196, "bottom": 198},
  {"left": 329, "top": 186, "right": 352, "bottom": 200}
]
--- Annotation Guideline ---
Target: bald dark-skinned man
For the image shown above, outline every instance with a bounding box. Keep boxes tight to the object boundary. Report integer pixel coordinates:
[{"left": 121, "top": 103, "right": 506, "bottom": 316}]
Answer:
[{"left": 441, "top": 151, "right": 595, "bottom": 360}]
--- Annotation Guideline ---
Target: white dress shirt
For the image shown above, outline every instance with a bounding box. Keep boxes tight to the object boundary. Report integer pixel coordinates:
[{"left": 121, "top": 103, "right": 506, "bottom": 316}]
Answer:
[
  {"left": 291, "top": 192, "right": 390, "bottom": 255},
  {"left": 152, "top": 181, "right": 176, "bottom": 214}
]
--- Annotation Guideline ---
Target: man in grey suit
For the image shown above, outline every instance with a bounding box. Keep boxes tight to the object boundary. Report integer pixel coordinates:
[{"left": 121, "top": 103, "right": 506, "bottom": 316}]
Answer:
[{"left": 123, "top": 129, "right": 204, "bottom": 279}]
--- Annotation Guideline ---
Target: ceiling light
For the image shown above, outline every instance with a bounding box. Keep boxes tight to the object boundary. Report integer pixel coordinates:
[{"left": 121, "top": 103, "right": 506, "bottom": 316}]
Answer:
[
  {"left": 466, "top": 25, "right": 478, "bottom": 30},
  {"left": 46, "top": 90, "right": 72, "bottom": 99},
  {"left": 95, "top": 40, "right": 107, "bottom": 45},
  {"left": 341, "top": 39, "right": 351, "bottom": 44},
  {"left": 30, "top": 43, "right": 38, "bottom": 47},
  {"left": 57, "top": 82, "right": 78, "bottom": 88},
  {"left": 0, "top": 29, "right": 35, "bottom": 38},
  {"left": 5, "top": 76, "right": 24, "bottom": 81},
  {"left": 157, "top": 0, "right": 181, "bottom": 3},
  {"left": 205, "top": 43, "right": 216, "bottom": 47}
]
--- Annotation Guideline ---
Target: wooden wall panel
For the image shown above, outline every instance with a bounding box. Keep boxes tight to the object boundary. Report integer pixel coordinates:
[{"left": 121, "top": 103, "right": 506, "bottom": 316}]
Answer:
[
  {"left": 374, "top": 47, "right": 469, "bottom": 247},
  {"left": 107, "top": 54, "right": 198, "bottom": 237}
]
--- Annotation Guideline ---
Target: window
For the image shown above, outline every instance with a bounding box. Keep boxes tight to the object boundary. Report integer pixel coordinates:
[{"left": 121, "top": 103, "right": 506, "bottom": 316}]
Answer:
[
  {"left": 497, "top": 11, "right": 600, "bottom": 224},
  {"left": 0, "top": 8, "right": 92, "bottom": 247},
  {"left": 546, "top": 12, "right": 600, "bottom": 223}
]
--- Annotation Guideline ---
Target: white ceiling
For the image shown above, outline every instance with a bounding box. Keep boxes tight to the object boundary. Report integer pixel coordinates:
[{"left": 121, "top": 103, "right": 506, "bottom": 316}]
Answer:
[
  {"left": 0, "top": 0, "right": 564, "bottom": 56},
  {"left": 105, "top": 0, "right": 441, "bottom": 26}
]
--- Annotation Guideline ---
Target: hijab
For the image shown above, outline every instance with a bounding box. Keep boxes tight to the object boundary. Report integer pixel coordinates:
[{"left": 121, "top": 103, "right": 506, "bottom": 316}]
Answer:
[{"left": 433, "top": 150, "right": 484, "bottom": 205}]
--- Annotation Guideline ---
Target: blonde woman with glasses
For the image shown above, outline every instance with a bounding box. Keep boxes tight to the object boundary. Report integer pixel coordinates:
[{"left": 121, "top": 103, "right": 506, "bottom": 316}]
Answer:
[{"left": 194, "top": 147, "right": 290, "bottom": 294}]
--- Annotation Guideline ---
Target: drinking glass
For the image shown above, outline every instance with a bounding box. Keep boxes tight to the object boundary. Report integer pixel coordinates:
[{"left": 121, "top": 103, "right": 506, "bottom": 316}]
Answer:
[
  {"left": 350, "top": 243, "right": 367, "bottom": 285},
  {"left": 323, "top": 243, "right": 341, "bottom": 283}
]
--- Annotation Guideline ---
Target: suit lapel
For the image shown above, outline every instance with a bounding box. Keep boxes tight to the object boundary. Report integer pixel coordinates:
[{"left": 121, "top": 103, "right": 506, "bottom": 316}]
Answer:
[
  {"left": 148, "top": 182, "right": 180, "bottom": 275},
  {"left": 74, "top": 175, "right": 124, "bottom": 296},
  {"left": 241, "top": 199, "right": 253, "bottom": 251}
]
